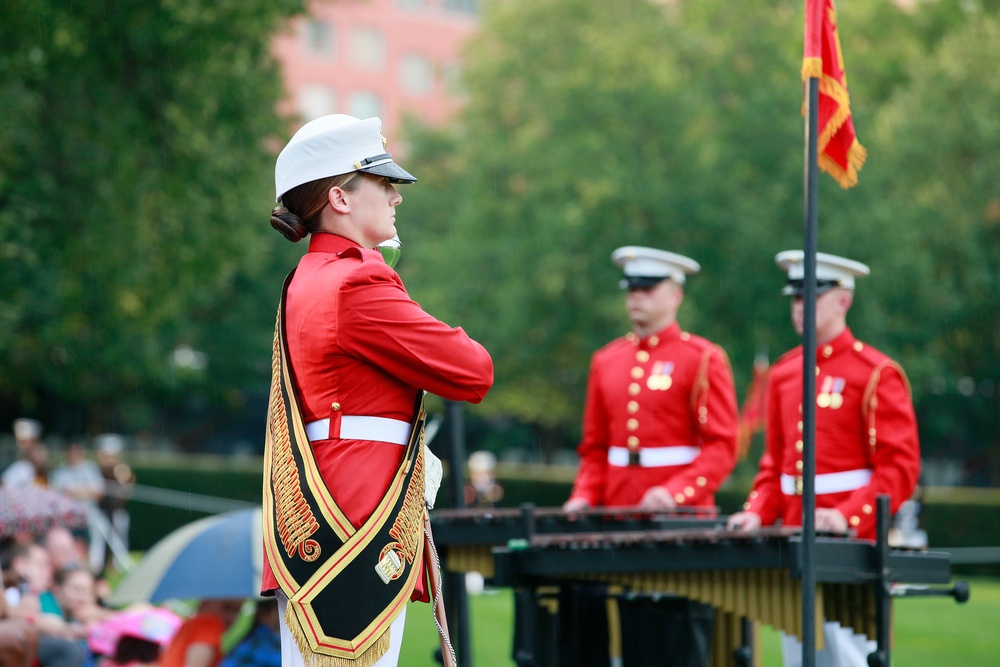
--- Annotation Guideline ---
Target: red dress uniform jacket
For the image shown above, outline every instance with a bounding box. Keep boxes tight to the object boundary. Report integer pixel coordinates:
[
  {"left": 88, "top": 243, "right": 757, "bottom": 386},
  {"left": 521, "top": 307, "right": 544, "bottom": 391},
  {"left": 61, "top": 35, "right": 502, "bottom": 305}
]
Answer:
[
  {"left": 568, "top": 323, "right": 739, "bottom": 508},
  {"left": 743, "top": 328, "right": 920, "bottom": 540},
  {"left": 261, "top": 233, "right": 494, "bottom": 594}
]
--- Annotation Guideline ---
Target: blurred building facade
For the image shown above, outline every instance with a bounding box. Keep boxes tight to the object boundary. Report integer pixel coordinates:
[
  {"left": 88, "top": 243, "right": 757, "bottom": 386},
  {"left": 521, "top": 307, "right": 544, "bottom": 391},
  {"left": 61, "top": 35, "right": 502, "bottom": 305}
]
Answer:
[{"left": 271, "top": 0, "right": 480, "bottom": 136}]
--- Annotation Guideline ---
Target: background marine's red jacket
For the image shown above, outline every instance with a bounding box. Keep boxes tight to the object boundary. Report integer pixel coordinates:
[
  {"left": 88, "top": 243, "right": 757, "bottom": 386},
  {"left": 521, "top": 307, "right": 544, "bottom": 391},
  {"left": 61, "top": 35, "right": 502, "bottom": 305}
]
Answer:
[
  {"left": 568, "top": 323, "right": 739, "bottom": 508},
  {"left": 743, "top": 328, "right": 920, "bottom": 540}
]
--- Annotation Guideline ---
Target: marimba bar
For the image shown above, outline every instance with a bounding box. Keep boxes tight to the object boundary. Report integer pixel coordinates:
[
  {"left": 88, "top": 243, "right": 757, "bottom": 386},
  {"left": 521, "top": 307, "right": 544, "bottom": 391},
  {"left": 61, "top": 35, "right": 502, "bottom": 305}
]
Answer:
[{"left": 431, "top": 504, "right": 722, "bottom": 578}]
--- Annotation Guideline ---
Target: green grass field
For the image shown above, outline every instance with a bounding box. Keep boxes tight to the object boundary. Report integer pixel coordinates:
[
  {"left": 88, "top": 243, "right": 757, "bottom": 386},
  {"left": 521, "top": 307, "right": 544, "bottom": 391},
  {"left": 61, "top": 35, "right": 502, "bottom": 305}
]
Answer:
[{"left": 398, "top": 577, "right": 999, "bottom": 666}]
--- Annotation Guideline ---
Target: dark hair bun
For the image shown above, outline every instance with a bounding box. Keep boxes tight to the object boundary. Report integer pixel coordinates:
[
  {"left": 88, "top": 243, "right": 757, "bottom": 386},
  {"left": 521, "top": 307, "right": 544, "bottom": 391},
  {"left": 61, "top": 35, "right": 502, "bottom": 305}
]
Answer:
[{"left": 270, "top": 206, "right": 307, "bottom": 242}]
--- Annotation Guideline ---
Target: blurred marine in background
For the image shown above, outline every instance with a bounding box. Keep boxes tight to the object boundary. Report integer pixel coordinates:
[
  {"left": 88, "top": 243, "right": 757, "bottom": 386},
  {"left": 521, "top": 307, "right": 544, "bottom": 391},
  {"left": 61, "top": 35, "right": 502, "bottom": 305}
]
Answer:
[
  {"left": 561, "top": 246, "right": 740, "bottom": 667},
  {"left": 727, "top": 251, "right": 921, "bottom": 667}
]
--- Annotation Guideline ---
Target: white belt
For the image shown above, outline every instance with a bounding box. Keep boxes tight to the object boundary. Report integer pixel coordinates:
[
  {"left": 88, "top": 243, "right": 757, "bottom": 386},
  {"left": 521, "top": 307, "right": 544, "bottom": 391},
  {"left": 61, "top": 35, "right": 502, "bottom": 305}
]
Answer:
[
  {"left": 304, "top": 416, "right": 411, "bottom": 445},
  {"left": 608, "top": 446, "right": 700, "bottom": 468},
  {"left": 780, "top": 469, "right": 873, "bottom": 495}
]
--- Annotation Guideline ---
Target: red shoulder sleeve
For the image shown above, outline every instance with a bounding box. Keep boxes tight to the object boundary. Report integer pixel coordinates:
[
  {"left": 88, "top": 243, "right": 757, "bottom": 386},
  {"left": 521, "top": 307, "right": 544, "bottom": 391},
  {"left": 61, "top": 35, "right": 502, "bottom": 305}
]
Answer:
[{"left": 338, "top": 260, "right": 494, "bottom": 403}]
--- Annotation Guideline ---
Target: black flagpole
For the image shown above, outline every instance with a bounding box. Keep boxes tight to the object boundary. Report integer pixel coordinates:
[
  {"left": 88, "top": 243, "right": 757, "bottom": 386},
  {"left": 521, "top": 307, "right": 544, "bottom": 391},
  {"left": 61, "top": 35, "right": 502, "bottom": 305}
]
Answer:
[{"left": 801, "top": 74, "right": 820, "bottom": 667}]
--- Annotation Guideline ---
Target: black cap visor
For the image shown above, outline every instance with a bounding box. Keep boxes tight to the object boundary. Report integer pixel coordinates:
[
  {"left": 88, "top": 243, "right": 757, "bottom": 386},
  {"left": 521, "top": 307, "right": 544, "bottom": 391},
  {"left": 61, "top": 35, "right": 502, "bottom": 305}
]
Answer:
[
  {"left": 356, "top": 153, "right": 417, "bottom": 184},
  {"left": 782, "top": 278, "right": 841, "bottom": 297},
  {"left": 620, "top": 275, "right": 670, "bottom": 291}
]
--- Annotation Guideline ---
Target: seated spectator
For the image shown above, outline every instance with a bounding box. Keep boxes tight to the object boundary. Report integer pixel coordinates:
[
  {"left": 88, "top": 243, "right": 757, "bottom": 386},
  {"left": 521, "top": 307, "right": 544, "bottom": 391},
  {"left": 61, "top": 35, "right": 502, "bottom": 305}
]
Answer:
[
  {"left": 41, "top": 530, "right": 114, "bottom": 614},
  {"left": 5, "top": 542, "right": 54, "bottom": 605},
  {"left": 218, "top": 600, "right": 279, "bottom": 667},
  {"left": 44, "top": 565, "right": 113, "bottom": 629},
  {"left": 88, "top": 606, "right": 182, "bottom": 667},
  {"left": 0, "top": 578, "right": 38, "bottom": 667},
  {"left": 2, "top": 542, "right": 84, "bottom": 667},
  {"left": 43, "top": 565, "right": 115, "bottom": 667},
  {"left": 43, "top": 528, "right": 88, "bottom": 573},
  {"left": 158, "top": 599, "right": 244, "bottom": 667}
]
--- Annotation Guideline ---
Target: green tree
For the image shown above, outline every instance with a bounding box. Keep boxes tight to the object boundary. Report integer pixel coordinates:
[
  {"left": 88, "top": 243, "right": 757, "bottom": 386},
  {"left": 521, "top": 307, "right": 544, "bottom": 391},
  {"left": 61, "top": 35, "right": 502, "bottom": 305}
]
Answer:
[
  {"left": 401, "top": 0, "right": 811, "bottom": 458},
  {"left": 849, "top": 13, "right": 1000, "bottom": 468},
  {"left": 400, "top": 0, "right": 1000, "bottom": 471},
  {"left": 0, "top": 0, "right": 304, "bottom": 435}
]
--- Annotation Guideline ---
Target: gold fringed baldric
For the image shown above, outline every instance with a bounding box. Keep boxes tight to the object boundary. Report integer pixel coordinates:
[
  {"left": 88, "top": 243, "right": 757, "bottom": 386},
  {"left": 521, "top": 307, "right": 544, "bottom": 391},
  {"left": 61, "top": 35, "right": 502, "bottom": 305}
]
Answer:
[{"left": 262, "top": 271, "right": 428, "bottom": 667}]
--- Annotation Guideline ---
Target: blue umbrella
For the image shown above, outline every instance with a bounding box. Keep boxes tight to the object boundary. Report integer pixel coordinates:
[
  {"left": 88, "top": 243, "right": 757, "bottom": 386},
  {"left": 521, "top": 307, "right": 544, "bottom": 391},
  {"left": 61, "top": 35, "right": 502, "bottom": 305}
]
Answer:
[{"left": 108, "top": 507, "right": 261, "bottom": 604}]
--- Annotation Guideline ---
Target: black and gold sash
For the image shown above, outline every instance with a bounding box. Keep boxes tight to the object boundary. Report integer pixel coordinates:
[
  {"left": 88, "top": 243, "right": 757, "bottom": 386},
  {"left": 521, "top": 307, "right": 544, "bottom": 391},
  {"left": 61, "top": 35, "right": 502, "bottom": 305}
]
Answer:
[{"left": 262, "top": 271, "right": 427, "bottom": 667}]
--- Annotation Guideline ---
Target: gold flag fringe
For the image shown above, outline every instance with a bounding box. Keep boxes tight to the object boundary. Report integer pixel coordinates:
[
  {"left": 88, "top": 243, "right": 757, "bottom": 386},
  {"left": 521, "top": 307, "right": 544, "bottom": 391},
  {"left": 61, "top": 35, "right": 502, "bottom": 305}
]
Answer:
[
  {"left": 285, "top": 604, "right": 391, "bottom": 667},
  {"left": 799, "top": 70, "right": 867, "bottom": 189},
  {"left": 800, "top": 57, "right": 823, "bottom": 80},
  {"left": 818, "top": 138, "right": 866, "bottom": 189}
]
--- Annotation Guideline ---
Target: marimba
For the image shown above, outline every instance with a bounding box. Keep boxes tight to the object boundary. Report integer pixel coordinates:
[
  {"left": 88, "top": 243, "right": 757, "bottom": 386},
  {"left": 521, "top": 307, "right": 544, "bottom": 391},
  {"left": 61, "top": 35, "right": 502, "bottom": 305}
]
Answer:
[
  {"left": 495, "top": 526, "right": 958, "bottom": 665},
  {"left": 430, "top": 503, "right": 965, "bottom": 667},
  {"left": 431, "top": 505, "right": 722, "bottom": 579}
]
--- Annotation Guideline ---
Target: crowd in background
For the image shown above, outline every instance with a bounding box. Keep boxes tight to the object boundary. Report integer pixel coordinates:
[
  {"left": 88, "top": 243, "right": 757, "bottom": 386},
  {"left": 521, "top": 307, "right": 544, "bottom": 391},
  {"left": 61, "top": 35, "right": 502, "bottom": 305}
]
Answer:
[
  {"left": 2, "top": 419, "right": 134, "bottom": 578},
  {"left": 0, "top": 418, "right": 279, "bottom": 667}
]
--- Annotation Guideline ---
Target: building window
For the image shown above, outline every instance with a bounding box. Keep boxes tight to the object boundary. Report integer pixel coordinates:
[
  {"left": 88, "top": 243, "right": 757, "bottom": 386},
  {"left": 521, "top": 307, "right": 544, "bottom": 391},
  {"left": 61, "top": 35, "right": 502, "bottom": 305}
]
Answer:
[
  {"left": 348, "top": 90, "right": 382, "bottom": 119},
  {"left": 442, "top": 0, "right": 479, "bottom": 15},
  {"left": 301, "top": 19, "right": 335, "bottom": 59},
  {"left": 399, "top": 54, "right": 434, "bottom": 95},
  {"left": 349, "top": 26, "right": 385, "bottom": 70},
  {"left": 298, "top": 84, "right": 338, "bottom": 121}
]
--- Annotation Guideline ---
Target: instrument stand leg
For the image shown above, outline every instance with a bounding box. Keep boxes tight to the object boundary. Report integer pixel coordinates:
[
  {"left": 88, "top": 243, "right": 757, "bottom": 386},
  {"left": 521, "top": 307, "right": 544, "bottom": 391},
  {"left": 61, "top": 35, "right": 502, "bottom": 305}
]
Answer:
[
  {"left": 443, "top": 401, "right": 472, "bottom": 666},
  {"left": 443, "top": 568, "right": 471, "bottom": 666},
  {"left": 510, "top": 586, "right": 561, "bottom": 667},
  {"left": 513, "top": 587, "right": 540, "bottom": 667},
  {"left": 733, "top": 617, "right": 754, "bottom": 667},
  {"left": 868, "top": 495, "right": 892, "bottom": 667}
]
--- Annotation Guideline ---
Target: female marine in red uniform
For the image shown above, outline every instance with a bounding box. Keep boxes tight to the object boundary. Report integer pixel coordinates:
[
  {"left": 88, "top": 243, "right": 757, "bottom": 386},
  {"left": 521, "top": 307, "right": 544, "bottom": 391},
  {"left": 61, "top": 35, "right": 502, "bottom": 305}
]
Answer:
[{"left": 263, "top": 114, "right": 493, "bottom": 667}]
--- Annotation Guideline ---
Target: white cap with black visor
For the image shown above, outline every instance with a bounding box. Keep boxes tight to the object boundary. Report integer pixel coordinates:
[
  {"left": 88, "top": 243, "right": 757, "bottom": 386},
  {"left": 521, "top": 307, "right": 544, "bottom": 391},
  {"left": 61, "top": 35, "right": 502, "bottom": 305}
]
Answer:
[
  {"left": 611, "top": 246, "right": 701, "bottom": 290},
  {"left": 775, "top": 250, "right": 870, "bottom": 296},
  {"left": 274, "top": 114, "right": 416, "bottom": 202}
]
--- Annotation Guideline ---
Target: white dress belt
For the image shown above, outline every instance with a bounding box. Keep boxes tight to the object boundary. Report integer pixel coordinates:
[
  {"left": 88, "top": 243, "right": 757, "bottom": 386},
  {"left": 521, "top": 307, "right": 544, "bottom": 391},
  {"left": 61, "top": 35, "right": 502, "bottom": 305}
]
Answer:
[
  {"left": 304, "top": 416, "right": 411, "bottom": 445},
  {"left": 780, "top": 469, "right": 873, "bottom": 495},
  {"left": 608, "top": 446, "right": 700, "bottom": 468}
]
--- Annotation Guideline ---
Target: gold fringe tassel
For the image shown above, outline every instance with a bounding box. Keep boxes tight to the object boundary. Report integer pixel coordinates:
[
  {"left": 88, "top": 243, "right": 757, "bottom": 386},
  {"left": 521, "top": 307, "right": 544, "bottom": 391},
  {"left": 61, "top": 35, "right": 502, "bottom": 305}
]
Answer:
[
  {"left": 802, "top": 72, "right": 867, "bottom": 188},
  {"left": 800, "top": 57, "right": 823, "bottom": 80},
  {"left": 817, "top": 139, "right": 866, "bottom": 189},
  {"left": 284, "top": 604, "right": 391, "bottom": 667}
]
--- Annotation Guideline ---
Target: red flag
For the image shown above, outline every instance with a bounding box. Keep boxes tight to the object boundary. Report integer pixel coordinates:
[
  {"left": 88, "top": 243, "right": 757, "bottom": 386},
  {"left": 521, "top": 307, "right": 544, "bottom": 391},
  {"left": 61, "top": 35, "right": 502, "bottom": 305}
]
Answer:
[
  {"left": 802, "top": 0, "right": 866, "bottom": 188},
  {"left": 736, "top": 355, "right": 770, "bottom": 458}
]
